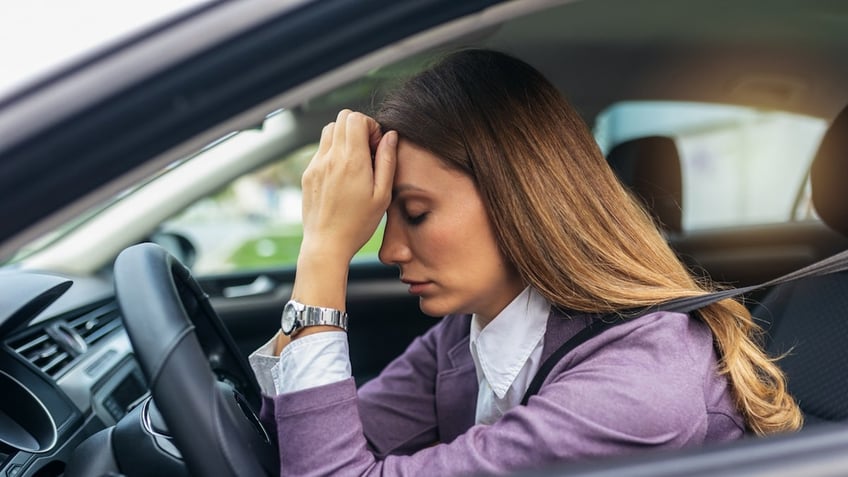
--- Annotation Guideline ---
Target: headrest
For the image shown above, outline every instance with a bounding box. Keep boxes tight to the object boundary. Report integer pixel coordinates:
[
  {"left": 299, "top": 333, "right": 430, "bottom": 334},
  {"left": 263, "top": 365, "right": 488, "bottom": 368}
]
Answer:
[
  {"left": 607, "top": 136, "right": 683, "bottom": 234},
  {"left": 811, "top": 105, "right": 848, "bottom": 237}
]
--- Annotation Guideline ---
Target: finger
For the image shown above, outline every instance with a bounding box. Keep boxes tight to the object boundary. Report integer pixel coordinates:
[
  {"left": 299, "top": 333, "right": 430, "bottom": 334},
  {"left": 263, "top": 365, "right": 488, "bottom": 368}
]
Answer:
[
  {"left": 333, "top": 109, "right": 352, "bottom": 150},
  {"left": 317, "top": 122, "right": 335, "bottom": 155},
  {"left": 345, "top": 112, "right": 380, "bottom": 160},
  {"left": 373, "top": 131, "right": 398, "bottom": 201},
  {"left": 366, "top": 116, "right": 383, "bottom": 152}
]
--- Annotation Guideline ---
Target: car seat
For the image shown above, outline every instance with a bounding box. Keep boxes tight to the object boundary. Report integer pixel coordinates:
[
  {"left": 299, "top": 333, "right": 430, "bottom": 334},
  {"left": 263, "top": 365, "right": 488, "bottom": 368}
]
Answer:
[
  {"left": 607, "top": 136, "right": 683, "bottom": 235},
  {"left": 753, "top": 104, "right": 848, "bottom": 426}
]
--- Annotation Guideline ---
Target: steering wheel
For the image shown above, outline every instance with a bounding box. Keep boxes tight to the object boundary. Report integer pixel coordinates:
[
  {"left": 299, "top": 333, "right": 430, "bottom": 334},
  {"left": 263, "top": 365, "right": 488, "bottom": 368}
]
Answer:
[{"left": 113, "top": 243, "right": 277, "bottom": 477}]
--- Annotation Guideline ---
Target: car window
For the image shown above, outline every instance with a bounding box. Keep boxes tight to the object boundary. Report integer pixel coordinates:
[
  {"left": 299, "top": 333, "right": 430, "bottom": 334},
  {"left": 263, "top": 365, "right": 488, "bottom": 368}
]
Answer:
[
  {"left": 594, "top": 102, "right": 827, "bottom": 231},
  {"left": 160, "top": 144, "right": 385, "bottom": 275}
]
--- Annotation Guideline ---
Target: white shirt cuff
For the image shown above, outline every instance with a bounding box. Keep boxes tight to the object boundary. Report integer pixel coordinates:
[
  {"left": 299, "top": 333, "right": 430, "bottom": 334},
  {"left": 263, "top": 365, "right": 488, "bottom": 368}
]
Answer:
[
  {"left": 248, "top": 330, "right": 351, "bottom": 396},
  {"left": 248, "top": 333, "right": 283, "bottom": 396}
]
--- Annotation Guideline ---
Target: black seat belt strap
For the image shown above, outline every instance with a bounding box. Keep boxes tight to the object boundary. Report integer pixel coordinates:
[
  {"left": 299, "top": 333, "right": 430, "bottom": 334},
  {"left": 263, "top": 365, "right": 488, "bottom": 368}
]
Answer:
[
  {"left": 520, "top": 248, "right": 848, "bottom": 406},
  {"left": 519, "top": 318, "right": 623, "bottom": 406}
]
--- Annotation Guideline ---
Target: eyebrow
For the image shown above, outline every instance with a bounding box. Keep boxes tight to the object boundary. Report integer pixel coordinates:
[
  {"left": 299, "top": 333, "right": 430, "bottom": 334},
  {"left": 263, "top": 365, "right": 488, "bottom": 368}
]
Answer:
[{"left": 391, "top": 183, "right": 428, "bottom": 196}]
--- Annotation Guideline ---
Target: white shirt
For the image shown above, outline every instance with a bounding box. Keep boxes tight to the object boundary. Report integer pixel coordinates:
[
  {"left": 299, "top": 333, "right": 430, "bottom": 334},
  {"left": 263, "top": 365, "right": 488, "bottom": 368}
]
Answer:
[
  {"left": 249, "top": 287, "right": 551, "bottom": 424},
  {"left": 469, "top": 287, "right": 550, "bottom": 424}
]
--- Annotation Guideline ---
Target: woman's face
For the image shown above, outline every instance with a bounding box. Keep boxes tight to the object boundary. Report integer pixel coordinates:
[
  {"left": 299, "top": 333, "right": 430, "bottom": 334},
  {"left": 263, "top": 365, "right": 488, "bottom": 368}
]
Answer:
[{"left": 378, "top": 140, "right": 524, "bottom": 323}]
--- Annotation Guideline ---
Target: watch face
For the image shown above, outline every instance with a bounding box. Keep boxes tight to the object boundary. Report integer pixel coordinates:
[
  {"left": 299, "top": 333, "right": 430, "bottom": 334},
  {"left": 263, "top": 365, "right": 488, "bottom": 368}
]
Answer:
[{"left": 281, "top": 302, "right": 298, "bottom": 334}]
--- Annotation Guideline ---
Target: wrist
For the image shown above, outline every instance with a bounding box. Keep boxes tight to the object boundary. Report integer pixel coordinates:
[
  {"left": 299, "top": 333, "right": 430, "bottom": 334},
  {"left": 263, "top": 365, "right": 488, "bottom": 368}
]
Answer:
[
  {"left": 292, "top": 252, "right": 349, "bottom": 311},
  {"left": 280, "top": 299, "right": 348, "bottom": 338},
  {"left": 298, "top": 239, "right": 354, "bottom": 267}
]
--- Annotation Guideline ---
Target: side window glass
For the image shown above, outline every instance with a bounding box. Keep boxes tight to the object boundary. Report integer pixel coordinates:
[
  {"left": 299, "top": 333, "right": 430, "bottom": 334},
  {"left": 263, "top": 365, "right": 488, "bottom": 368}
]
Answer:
[
  {"left": 160, "top": 144, "right": 385, "bottom": 275},
  {"left": 595, "top": 102, "right": 827, "bottom": 231}
]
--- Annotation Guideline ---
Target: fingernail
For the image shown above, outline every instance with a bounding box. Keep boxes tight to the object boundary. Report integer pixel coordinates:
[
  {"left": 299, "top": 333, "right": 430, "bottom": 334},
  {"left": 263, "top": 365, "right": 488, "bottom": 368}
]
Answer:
[{"left": 388, "top": 131, "right": 398, "bottom": 147}]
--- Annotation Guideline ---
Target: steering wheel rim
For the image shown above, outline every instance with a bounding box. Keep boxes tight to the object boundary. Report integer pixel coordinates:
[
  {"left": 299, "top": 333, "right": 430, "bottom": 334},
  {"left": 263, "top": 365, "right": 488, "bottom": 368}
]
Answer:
[{"left": 114, "top": 243, "right": 276, "bottom": 477}]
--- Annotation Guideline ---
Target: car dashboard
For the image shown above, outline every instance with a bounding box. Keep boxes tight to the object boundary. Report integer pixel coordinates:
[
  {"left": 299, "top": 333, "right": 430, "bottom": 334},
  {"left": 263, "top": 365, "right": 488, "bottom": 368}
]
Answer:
[{"left": 0, "top": 269, "right": 146, "bottom": 477}]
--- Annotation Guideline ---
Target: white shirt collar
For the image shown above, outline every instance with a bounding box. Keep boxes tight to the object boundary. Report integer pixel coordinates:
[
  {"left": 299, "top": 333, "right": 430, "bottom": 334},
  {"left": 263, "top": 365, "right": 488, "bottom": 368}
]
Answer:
[{"left": 469, "top": 287, "right": 551, "bottom": 399}]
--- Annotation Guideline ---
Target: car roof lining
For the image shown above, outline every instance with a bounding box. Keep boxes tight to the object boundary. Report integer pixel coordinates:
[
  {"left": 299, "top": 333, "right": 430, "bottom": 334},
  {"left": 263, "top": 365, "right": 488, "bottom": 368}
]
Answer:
[{"left": 301, "top": 0, "right": 848, "bottom": 124}]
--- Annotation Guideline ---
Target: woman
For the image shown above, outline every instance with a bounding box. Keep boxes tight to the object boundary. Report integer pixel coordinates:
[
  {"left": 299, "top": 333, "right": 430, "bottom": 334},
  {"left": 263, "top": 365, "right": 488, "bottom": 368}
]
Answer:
[{"left": 250, "top": 49, "right": 801, "bottom": 476}]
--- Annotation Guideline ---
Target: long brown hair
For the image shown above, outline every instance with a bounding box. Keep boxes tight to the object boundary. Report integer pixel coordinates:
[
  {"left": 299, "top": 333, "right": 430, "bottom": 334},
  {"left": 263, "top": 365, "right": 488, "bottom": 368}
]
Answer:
[{"left": 376, "top": 49, "right": 801, "bottom": 435}]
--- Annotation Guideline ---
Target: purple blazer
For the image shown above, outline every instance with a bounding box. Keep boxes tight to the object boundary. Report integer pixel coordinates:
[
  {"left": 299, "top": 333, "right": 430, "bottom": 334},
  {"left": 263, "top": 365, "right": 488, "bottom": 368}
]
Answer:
[{"left": 259, "top": 309, "right": 744, "bottom": 476}]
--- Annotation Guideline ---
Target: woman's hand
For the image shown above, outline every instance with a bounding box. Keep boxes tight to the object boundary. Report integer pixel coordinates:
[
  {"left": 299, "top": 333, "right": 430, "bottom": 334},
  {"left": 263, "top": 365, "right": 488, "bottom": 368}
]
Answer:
[
  {"left": 300, "top": 109, "right": 397, "bottom": 263},
  {"left": 287, "top": 110, "right": 397, "bottom": 329}
]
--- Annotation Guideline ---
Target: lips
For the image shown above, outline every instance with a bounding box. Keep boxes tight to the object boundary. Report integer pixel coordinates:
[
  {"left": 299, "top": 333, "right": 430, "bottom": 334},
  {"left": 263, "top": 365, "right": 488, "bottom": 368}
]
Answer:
[{"left": 401, "top": 278, "right": 431, "bottom": 295}]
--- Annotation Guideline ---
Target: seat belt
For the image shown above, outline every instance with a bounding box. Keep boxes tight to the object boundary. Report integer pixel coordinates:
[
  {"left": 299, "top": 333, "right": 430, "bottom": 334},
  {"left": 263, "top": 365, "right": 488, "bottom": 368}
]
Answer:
[{"left": 520, "top": 248, "right": 848, "bottom": 406}]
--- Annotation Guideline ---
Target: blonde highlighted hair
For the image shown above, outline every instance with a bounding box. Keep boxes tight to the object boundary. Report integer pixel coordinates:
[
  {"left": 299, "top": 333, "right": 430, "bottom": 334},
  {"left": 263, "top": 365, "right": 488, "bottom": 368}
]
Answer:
[{"left": 376, "top": 49, "right": 801, "bottom": 435}]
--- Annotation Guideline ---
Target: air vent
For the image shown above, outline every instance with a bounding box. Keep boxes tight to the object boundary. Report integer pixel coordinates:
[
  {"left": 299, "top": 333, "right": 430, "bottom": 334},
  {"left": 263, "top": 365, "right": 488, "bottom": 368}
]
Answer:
[
  {"left": 68, "top": 302, "right": 121, "bottom": 347},
  {"left": 8, "top": 331, "right": 73, "bottom": 378},
  {"left": 6, "top": 301, "right": 122, "bottom": 379}
]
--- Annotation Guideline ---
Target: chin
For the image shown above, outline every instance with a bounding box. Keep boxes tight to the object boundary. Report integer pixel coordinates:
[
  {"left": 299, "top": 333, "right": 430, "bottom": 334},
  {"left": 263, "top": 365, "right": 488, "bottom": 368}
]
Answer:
[{"left": 418, "top": 297, "right": 459, "bottom": 318}]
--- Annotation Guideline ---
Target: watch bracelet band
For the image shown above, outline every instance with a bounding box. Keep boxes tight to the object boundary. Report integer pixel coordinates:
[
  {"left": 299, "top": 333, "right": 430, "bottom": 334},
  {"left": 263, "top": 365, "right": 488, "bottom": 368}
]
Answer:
[{"left": 300, "top": 305, "right": 349, "bottom": 330}]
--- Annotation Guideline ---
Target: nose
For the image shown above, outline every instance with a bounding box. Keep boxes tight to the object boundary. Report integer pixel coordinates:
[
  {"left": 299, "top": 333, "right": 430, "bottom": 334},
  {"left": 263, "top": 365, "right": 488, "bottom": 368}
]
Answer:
[{"left": 378, "top": 213, "right": 412, "bottom": 266}]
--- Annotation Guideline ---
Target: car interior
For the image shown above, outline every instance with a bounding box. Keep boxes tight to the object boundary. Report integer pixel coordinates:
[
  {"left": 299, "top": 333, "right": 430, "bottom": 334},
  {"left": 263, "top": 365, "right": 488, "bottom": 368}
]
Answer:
[
  {"left": 1, "top": 0, "right": 848, "bottom": 476},
  {"left": 613, "top": 104, "right": 848, "bottom": 425},
  {"left": 755, "top": 104, "right": 848, "bottom": 425}
]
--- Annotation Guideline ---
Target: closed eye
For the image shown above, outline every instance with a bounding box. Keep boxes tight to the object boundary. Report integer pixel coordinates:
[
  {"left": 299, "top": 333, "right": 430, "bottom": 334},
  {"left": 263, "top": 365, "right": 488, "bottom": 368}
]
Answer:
[{"left": 406, "top": 212, "right": 428, "bottom": 225}]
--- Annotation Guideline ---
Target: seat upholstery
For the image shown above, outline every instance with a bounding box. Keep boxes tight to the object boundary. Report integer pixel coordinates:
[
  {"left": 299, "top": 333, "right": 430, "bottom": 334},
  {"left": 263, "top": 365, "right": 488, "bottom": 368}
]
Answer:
[
  {"left": 754, "top": 105, "right": 848, "bottom": 425},
  {"left": 811, "top": 106, "right": 848, "bottom": 237},
  {"left": 607, "top": 136, "right": 683, "bottom": 234}
]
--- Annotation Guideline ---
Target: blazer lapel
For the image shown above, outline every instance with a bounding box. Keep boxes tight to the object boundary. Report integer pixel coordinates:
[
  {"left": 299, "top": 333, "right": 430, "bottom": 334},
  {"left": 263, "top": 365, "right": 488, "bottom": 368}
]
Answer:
[
  {"left": 435, "top": 324, "right": 477, "bottom": 444},
  {"left": 540, "top": 308, "right": 593, "bottom": 363},
  {"left": 433, "top": 309, "right": 592, "bottom": 443}
]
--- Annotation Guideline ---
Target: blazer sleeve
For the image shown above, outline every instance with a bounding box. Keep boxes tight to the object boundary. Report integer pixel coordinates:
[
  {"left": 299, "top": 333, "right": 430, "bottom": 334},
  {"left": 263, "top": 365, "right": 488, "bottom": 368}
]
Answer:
[
  {"left": 262, "top": 312, "right": 743, "bottom": 477},
  {"left": 355, "top": 320, "right": 442, "bottom": 457},
  {"left": 258, "top": 315, "right": 452, "bottom": 467}
]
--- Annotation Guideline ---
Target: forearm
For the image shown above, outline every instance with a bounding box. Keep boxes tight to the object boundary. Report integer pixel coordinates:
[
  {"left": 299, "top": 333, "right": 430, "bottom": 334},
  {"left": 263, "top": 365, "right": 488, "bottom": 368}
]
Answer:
[
  {"left": 272, "top": 248, "right": 349, "bottom": 354},
  {"left": 291, "top": 244, "right": 349, "bottom": 311}
]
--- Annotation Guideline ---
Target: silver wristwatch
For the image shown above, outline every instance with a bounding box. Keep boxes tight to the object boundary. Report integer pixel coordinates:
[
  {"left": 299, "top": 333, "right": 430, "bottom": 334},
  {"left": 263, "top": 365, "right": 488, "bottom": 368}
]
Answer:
[{"left": 280, "top": 299, "right": 348, "bottom": 336}]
